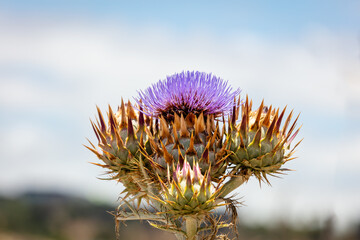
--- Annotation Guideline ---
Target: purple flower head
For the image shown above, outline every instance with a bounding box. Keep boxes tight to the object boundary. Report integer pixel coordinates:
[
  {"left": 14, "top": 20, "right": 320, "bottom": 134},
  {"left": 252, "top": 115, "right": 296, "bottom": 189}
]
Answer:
[{"left": 136, "top": 71, "right": 240, "bottom": 121}]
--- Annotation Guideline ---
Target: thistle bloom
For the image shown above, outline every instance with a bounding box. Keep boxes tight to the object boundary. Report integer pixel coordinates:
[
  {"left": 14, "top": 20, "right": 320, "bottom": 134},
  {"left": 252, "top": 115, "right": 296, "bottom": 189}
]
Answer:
[
  {"left": 86, "top": 71, "right": 301, "bottom": 240},
  {"left": 136, "top": 71, "right": 240, "bottom": 121}
]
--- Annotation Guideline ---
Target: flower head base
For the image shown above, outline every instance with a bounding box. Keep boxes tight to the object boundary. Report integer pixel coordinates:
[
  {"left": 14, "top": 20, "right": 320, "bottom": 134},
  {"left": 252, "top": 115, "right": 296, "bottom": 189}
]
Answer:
[
  {"left": 154, "top": 161, "right": 221, "bottom": 216},
  {"left": 136, "top": 71, "right": 240, "bottom": 121},
  {"left": 228, "top": 97, "right": 301, "bottom": 183}
]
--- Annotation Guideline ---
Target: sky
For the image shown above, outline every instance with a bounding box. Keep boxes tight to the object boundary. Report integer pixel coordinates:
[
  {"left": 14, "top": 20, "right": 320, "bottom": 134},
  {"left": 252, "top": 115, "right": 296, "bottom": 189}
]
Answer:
[{"left": 0, "top": 0, "right": 360, "bottom": 232}]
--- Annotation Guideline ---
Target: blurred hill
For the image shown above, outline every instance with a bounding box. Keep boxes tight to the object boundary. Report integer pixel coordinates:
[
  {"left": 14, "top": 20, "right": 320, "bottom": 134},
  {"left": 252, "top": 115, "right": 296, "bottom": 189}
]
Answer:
[{"left": 0, "top": 192, "right": 359, "bottom": 240}]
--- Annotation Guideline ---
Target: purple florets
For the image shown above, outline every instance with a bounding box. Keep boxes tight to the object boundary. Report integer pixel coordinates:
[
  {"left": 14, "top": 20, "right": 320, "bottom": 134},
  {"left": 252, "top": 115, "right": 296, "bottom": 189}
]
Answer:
[{"left": 136, "top": 71, "right": 240, "bottom": 120}]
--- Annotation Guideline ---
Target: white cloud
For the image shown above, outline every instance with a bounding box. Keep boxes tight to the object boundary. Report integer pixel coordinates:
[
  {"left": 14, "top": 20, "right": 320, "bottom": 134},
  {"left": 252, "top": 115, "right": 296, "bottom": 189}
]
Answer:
[
  {"left": 0, "top": 77, "right": 66, "bottom": 108},
  {"left": 0, "top": 14, "right": 358, "bottom": 115}
]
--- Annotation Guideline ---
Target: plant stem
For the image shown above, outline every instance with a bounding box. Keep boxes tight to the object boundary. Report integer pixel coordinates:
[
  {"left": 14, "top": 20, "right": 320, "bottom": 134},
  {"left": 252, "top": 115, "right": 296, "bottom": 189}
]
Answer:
[
  {"left": 185, "top": 216, "right": 198, "bottom": 240},
  {"left": 219, "top": 175, "right": 247, "bottom": 198}
]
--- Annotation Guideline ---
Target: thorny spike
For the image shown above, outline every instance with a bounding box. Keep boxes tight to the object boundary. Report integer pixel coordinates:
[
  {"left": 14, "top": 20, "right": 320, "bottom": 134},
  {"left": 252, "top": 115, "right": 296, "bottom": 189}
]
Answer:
[
  {"left": 262, "top": 172, "right": 271, "bottom": 185},
  {"left": 155, "top": 118, "right": 159, "bottom": 136},
  {"left": 266, "top": 114, "right": 278, "bottom": 141},
  {"left": 148, "top": 116, "right": 154, "bottom": 135},
  {"left": 96, "top": 106, "right": 106, "bottom": 133},
  {"left": 180, "top": 114, "right": 190, "bottom": 138},
  {"left": 193, "top": 161, "right": 199, "bottom": 182},
  {"left": 120, "top": 98, "right": 127, "bottom": 129},
  {"left": 206, "top": 115, "right": 211, "bottom": 135},
  {"left": 241, "top": 95, "right": 248, "bottom": 117},
  {"left": 231, "top": 97, "right": 236, "bottom": 126},
  {"left": 174, "top": 113, "right": 181, "bottom": 130},
  {"left": 239, "top": 108, "right": 248, "bottom": 138},
  {"left": 138, "top": 106, "right": 145, "bottom": 127},
  {"left": 90, "top": 120, "right": 100, "bottom": 142},
  {"left": 127, "top": 100, "right": 137, "bottom": 120},
  {"left": 194, "top": 116, "right": 200, "bottom": 137},
  {"left": 186, "top": 133, "right": 197, "bottom": 156},
  {"left": 147, "top": 131, "right": 163, "bottom": 156},
  {"left": 185, "top": 112, "right": 196, "bottom": 128},
  {"left": 160, "top": 141, "right": 174, "bottom": 165},
  {"left": 196, "top": 112, "right": 206, "bottom": 133},
  {"left": 182, "top": 160, "right": 189, "bottom": 174},
  {"left": 167, "top": 164, "right": 171, "bottom": 184},
  {"left": 139, "top": 131, "right": 144, "bottom": 147},
  {"left": 194, "top": 115, "right": 204, "bottom": 144},
  {"left": 245, "top": 96, "right": 250, "bottom": 126},
  {"left": 127, "top": 117, "right": 135, "bottom": 139},
  {"left": 215, "top": 121, "right": 220, "bottom": 139},
  {"left": 178, "top": 146, "right": 185, "bottom": 166},
  {"left": 239, "top": 132, "right": 245, "bottom": 147},
  {"left": 206, "top": 166, "right": 212, "bottom": 185},
  {"left": 199, "top": 172, "right": 207, "bottom": 198},
  {"left": 93, "top": 121, "right": 107, "bottom": 145},
  {"left": 209, "top": 126, "right": 218, "bottom": 151},
  {"left": 216, "top": 136, "right": 223, "bottom": 149},
  {"left": 287, "top": 113, "right": 300, "bottom": 137},
  {"left": 274, "top": 108, "right": 279, "bottom": 119},
  {"left": 172, "top": 123, "right": 179, "bottom": 142},
  {"left": 220, "top": 136, "right": 229, "bottom": 153},
  {"left": 282, "top": 109, "right": 293, "bottom": 134},
  {"left": 185, "top": 170, "right": 193, "bottom": 199},
  {"left": 281, "top": 120, "right": 299, "bottom": 147},
  {"left": 272, "top": 138, "right": 283, "bottom": 152},
  {"left": 262, "top": 105, "right": 273, "bottom": 127},
  {"left": 236, "top": 96, "right": 241, "bottom": 120},
  {"left": 141, "top": 147, "right": 162, "bottom": 170},
  {"left": 114, "top": 125, "right": 125, "bottom": 149},
  {"left": 287, "top": 127, "right": 301, "bottom": 146},
  {"left": 210, "top": 115, "right": 216, "bottom": 132},
  {"left": 157, "top": 174, "right": 169, "bottom": 193},
  {"left": 145, "top": 115, "right": 151, "bottom": 126},
  {"left": 253, "top": 127, "right": 262, "bottom": 145},
  {"left": 274, "top": 106, "right": 287, "bottom": 135},
  {"left": 84, "top": 145, "right": 102, "bottom": 159},
  {"left": 251, "top": 100, "right": 264, "bottom": 130},
  {"left": 108, "top": 105, "right": 117, "bottom": 136},
  {"left": 173, "top": 178, "right": 183, "bottom": 196},
  {"left": 201, "top": 141, "right": 210, "bottom": 164},
  {"left": 227, "top": 114, "right": 232, "bottom": 133},
  {"left": 172, "top": 124, "right": 183, "bottom": 150},
  {"left": 271, "top": 107, "right": 276, "bottom": 115},
  {"left": 159, "top": 117, "right": 171, "bottom": 139},
  {"left": 290, "top": 138, "right": 303, "bottom": 153},
  {"left": 86, "top": 138, "right": 96, "bottom": 149},
  {"left": 221, "top": 115, "right": 226, "bottom": 138}
]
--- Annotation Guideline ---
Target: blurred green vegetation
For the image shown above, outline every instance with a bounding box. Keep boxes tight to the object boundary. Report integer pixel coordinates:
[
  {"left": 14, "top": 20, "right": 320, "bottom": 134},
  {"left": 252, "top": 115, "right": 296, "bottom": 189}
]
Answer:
[{"left": 0, "top": 192, "right": 359, "bottom": 240}]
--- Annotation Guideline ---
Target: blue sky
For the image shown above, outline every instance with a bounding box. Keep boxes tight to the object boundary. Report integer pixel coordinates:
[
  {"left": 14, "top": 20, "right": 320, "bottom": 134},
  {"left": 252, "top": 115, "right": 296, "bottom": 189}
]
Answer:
[
  {"left": 0, "top": 0, "right": 359, "bottom": 232},
  {"left": 1, "top": 0, "right": 359, "bottom": 36}
]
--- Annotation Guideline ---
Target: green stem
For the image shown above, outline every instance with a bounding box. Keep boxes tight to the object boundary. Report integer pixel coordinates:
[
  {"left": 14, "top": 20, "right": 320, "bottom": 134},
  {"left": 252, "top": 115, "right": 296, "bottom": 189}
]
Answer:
[
  {"left": 219, "top": 175, "right": 246, "bottom": 198},
  {"left": 185, "top": 216, "right": 198, "bottom": 240}
]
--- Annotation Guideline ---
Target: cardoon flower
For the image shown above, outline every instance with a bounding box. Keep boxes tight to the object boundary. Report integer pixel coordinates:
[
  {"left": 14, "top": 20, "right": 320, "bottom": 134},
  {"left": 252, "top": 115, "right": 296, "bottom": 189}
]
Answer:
[
  {"left": 136, "top": 71, "right": 240, "bottom": 121},
  {"left": 86, "top": 71, "right": 301, "bottom": 240}
]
